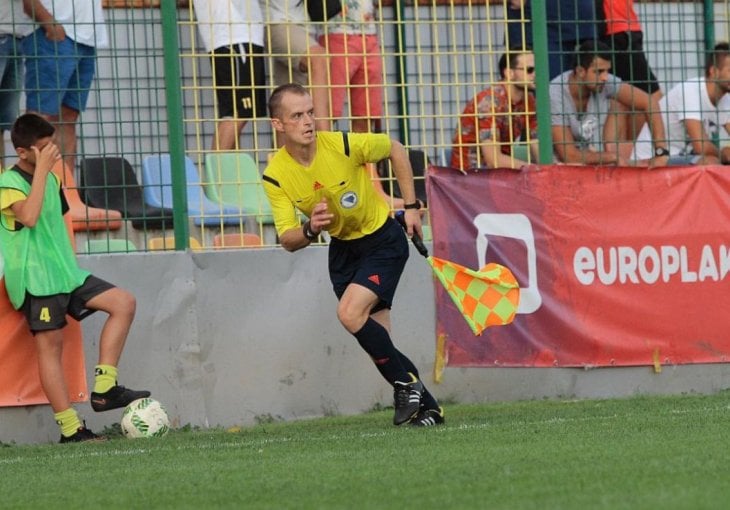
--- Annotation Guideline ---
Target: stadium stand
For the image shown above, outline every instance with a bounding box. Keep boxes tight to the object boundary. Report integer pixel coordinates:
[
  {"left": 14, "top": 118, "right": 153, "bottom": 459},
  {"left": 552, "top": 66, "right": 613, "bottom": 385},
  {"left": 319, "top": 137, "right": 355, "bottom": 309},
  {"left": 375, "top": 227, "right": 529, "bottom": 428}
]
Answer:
[
  {"left": 202, "top": 152, "right": 275, "bottom": 225},
  {"left": 79, "top": 156, "right": 175, "bottom": 230},
  {"left": 82, "top": 238, "right": 137, "bottom": 254},
  {"left": 52, "top": 160, "right": 123, "bottom": 232},
  {"left": 141, "top": 154, "right": 247, "bottom": 227},
  {"left": 147, "top": 235, "right": 203, "bottom": 251},
  {"left": 212, "top": 232, "right": 263, "bottom": 249}
]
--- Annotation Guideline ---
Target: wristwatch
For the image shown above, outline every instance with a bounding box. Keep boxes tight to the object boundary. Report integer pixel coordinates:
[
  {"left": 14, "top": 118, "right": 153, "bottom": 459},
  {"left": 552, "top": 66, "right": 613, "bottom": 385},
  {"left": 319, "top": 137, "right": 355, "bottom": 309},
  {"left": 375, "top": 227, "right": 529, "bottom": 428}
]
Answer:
[
  {"left": 654, "top": 147, "right": 670, "bottom": 157},
  {"left": 302, "top": 221, "right": 318, "bottom": 241},
  {"left": 403, "top": 200, "right": 422, "bottom": 210}
]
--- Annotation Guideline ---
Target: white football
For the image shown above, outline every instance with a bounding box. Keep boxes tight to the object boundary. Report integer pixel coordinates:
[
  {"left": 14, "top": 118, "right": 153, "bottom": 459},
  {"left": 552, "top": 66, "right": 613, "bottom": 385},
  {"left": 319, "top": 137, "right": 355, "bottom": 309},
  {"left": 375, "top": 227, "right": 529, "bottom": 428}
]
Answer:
[{"left": 121, "top": 398, "right": 170, "bottom": 439}]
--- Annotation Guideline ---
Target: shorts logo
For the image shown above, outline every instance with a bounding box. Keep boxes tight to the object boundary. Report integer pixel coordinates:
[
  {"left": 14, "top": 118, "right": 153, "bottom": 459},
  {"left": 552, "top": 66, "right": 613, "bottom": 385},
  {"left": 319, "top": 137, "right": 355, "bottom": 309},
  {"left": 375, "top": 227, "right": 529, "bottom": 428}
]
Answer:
[
  {"left": 340, "top": 191, "right": 358, "bottom": 209},
  {"left": 368, "top": 274, "right": 381, "bottom": 285},
  {"left": 39, "top": 307, "right": 51, "bottom": 323}
]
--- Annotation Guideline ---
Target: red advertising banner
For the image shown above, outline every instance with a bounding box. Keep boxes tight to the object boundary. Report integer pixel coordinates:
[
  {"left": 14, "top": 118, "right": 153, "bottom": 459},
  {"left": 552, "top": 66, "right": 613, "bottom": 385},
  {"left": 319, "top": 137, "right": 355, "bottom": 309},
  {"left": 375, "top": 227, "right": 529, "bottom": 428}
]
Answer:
[
  {"left": 428, "top": 165, "right": 730, "bottom": 368},
  {"left": 0, "top": 215, "right": 88, "bottom": 407}
]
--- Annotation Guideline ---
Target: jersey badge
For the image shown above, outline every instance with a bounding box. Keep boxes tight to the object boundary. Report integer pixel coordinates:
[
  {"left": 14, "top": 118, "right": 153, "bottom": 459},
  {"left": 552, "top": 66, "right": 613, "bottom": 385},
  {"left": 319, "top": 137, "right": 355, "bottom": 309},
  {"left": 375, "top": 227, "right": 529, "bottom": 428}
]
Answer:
[{"left": 340, "top": 191, "right": 358, "bottom": 209}]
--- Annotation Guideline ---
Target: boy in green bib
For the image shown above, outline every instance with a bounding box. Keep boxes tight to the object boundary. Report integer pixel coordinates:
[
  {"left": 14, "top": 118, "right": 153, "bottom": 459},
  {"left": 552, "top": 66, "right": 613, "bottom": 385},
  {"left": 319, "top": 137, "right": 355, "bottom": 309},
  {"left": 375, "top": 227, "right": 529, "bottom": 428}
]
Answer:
[{"left": 0, "top": 114, "right": 150, "bottom": 443}]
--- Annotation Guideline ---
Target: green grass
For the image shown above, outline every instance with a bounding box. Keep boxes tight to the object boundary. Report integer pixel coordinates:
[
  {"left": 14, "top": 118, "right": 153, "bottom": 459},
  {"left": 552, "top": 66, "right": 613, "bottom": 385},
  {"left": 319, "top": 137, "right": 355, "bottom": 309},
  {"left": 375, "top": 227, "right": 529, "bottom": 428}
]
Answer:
[{"left": 2, "top": 392, "right": 729, "bottom": 509}]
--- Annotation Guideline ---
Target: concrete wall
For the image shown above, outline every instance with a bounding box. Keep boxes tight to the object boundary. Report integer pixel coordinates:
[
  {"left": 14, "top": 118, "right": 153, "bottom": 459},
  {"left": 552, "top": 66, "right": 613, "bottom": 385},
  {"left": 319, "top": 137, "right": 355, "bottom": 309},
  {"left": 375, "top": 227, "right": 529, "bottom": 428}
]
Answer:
[{"left": 2, "top": 245, "right": 730, "bottom": 444}]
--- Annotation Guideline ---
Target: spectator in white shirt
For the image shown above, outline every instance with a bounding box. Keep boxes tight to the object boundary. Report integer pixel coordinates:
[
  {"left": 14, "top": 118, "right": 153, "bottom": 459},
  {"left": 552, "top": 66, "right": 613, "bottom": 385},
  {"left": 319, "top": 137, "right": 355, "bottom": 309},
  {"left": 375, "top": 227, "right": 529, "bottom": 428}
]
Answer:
[{"left": 633, "top": 42, "right": 730, "bottom": 166}]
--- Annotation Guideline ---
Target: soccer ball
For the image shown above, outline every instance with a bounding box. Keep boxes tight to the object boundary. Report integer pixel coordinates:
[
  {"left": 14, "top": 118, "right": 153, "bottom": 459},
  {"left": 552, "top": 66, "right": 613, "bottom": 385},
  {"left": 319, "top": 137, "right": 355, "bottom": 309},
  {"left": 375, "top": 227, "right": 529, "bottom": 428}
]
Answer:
[{"left": 121, "top": 398, "right": 170, "bottom": 439}]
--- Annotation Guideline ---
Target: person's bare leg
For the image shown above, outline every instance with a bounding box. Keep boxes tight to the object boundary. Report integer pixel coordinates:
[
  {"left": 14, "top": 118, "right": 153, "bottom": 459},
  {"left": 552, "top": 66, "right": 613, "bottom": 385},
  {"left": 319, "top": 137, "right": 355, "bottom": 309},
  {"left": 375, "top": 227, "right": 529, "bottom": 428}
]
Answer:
[
  {"left": 57, "top": 105, "right": 80, "bottom": 171},
  {"left": 305, "top": 47, "right": 332, "bottom": 132},
  {"left": 351, "top": 118, "right": 372, "bottom": 133},
  {"left": 212, "top": 119, "right": 247, "bottom": 151},
  {"left": 35, "top": 330, "right": 71, "bottom": 413},
  {"left": 85, "top": 287, "right": 136, "bottom": 366},
  {"left": 0, "top": 130, "right": 6, "bottom": 168}
]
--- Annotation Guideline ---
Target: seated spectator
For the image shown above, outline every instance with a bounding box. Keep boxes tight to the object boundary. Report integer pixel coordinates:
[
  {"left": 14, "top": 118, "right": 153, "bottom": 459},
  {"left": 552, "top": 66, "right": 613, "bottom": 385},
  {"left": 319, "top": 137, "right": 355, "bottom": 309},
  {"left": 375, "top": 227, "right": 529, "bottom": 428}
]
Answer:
[
  {"left": 451, "top": 48, "right": 538, "bottom": 171},
  {"left": 550, "top": 40, "right": 667, "bottom": 166},
  {"left": 633, "top": 42, "right": 730, "bottom": 166}
]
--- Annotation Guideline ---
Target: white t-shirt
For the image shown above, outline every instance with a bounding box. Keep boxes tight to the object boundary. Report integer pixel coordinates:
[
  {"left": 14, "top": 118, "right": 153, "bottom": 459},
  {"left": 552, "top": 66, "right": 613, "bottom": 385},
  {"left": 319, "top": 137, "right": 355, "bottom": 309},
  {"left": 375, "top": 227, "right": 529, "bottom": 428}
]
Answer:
[
  {"left": 0, "top": 0, "right": 33, "bottom": 37},
  {"left": 192, "top": 0, "right": 264, "bottom": 53},
  {"left": 632, "top": 76, "right": 730, "bottom": 159},
  {"left": 550, "top": 70, "right": 622, "bottom": 153},
  {"left": 38, "top": 0, "right": 107, "bottom": 48},
  {"left": 264, "top": 0, "right": 308, "bottom": 24}
]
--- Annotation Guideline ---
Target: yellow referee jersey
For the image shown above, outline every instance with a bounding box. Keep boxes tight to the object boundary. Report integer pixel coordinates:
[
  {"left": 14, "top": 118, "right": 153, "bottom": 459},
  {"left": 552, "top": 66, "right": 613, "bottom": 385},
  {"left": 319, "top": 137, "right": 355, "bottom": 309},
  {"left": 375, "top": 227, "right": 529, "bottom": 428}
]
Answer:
[{"left": 263, "top": 131, "right": 392, "bottom": 240}]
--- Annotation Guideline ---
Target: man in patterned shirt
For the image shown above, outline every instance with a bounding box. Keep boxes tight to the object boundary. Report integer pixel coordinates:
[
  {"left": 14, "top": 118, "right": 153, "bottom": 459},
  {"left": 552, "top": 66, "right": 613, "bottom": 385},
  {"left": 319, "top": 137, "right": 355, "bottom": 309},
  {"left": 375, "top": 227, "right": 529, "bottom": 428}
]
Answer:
[{"left": 451, "top": 48, "right": 539, "bottom": 171}]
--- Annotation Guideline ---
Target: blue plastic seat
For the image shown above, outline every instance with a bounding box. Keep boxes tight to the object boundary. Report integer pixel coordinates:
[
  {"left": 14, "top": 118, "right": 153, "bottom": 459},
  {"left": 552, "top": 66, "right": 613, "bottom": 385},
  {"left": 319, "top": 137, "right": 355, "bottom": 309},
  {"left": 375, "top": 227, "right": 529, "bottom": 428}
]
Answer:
[{"left": 141, "top": 154, "right": 246, "bottom": 227}]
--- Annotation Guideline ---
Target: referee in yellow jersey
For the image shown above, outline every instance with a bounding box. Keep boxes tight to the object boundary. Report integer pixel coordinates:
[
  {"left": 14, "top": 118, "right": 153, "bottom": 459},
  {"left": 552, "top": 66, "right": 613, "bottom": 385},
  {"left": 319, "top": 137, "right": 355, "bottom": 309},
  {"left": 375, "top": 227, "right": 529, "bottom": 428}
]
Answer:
[{"left": 262, "top": 84, "right": 444, "bottom": 427}]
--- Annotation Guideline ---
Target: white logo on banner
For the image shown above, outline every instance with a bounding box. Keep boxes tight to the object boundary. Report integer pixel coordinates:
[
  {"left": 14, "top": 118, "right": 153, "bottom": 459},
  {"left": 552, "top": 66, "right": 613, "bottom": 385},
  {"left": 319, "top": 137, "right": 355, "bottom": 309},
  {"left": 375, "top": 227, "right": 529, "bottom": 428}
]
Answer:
[{"left": 473, "top": 213, "right": 541, "bottom": 314}]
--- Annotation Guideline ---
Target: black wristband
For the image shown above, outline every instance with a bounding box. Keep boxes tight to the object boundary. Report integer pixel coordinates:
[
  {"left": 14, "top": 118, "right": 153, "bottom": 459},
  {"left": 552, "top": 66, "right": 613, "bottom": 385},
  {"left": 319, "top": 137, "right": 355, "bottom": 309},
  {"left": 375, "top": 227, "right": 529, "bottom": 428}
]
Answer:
[
  {"left": 303, "top": 221, "right": 318, "bottom": 241},
  {"left": 403, "top": 200, "right": 421, "bottom": 210}
]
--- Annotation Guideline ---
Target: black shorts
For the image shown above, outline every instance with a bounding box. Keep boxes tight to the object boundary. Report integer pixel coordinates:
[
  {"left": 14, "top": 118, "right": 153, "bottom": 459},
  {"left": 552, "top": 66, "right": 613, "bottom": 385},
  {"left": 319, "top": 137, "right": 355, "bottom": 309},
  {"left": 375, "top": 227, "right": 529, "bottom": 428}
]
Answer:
[
  {"left": 601, "top": 31, "right": 660, "bottom": 94},
  {"left": 329, "top": 217, "right": 409, "bottom": 313},
  {"left": 211, "top": 43, "right": 266, "bottom": 119},
  {"left": 20, "top": 275, "right": 115, "bottom": 333}
]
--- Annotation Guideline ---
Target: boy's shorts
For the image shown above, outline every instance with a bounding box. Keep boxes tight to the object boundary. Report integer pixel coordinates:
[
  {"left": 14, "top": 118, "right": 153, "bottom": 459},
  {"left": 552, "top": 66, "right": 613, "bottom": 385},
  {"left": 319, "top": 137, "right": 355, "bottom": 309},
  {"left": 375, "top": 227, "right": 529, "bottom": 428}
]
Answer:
[
  {"left": 20, "top": 275, "right": 115, "bottom": 333},
  {"left": 22, "top": 28, "right": 96, "bottom": 115},
  {"left": 317, "top": 33, "right": 383, "bottom": 118},
  {"left": 268, "top": 24, "right": 317, "bottom": 86},
  {"left": 211, "top": 43, "right": 267, "bottom": 119},
  {"left": 328, "top": 217, "right": 408, "bottom": 313}
]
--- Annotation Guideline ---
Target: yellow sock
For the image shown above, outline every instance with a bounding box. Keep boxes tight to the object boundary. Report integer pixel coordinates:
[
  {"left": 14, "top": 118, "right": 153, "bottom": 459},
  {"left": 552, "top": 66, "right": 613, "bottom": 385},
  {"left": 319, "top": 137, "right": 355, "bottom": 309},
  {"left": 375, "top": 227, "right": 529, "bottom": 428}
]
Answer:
[
  {"left": 55, "top": 408, "right": 82, "bottom": 438},
  {"left": 93, "top": 364, "right": 118, "bottom": 394}
]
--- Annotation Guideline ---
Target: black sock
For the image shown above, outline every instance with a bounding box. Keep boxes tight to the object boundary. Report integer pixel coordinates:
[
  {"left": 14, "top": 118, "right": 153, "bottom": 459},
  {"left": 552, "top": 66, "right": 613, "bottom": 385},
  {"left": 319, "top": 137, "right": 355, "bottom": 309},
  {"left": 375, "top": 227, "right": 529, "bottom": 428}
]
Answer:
[{"left": 352, "top": 318, "right": 409, "bottom": 384}]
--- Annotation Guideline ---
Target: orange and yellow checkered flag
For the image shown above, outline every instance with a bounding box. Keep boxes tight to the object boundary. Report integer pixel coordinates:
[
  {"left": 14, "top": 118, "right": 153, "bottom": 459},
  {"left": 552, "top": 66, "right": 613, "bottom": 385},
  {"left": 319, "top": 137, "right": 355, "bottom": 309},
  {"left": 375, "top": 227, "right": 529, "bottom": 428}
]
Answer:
[
  {"left": 428, "top": 257, "right": 519, "bottom": 335},
  {"left": 395, "top": 212, "right": 520, "bottom": 336}
]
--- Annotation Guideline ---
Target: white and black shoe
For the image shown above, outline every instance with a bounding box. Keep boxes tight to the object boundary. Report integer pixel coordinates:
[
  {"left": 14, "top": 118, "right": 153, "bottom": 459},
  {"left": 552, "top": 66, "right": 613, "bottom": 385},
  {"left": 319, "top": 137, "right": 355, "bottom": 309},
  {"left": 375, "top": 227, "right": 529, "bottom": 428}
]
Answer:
[
  {"left": 409, "top": 406, "right": 445, "bottom": 427},
  {"left": 393, "top": 373, "right": 423, "bottom": 425}
]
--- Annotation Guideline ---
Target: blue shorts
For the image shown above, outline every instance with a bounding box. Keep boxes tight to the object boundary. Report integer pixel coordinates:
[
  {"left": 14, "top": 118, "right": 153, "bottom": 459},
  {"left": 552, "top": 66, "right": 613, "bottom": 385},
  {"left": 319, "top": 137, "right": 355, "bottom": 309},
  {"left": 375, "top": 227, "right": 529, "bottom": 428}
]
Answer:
[
  {"left": 328, "top": 217, "right": 409, "bottom": 313},
  {"left": 0, "top": 34, "right": 23, "bottom": 130},
  {"left": 22, "top": 28, "right": 96, "bottom": 115}
]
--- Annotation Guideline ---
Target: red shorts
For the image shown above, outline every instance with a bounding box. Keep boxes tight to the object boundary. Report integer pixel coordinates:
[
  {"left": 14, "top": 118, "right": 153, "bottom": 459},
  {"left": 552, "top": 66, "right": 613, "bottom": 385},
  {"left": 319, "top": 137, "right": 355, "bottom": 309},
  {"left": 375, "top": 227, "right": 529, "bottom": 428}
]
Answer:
[{"left": 318, "top": 33, "right": 383, "bottom": 119}]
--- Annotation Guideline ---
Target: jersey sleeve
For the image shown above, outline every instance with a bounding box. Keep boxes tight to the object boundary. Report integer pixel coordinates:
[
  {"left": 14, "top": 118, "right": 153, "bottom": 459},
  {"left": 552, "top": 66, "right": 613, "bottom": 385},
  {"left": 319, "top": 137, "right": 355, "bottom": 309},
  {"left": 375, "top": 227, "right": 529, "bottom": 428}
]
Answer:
[
  {"left": 0, "top": 188, "right": 26, "bottom": 212},
  {"left": 262, "top": 173, "right": 301, "bottom": 237},
  {"left": 0, "top": 188, "right": 26, "bottom": 230},
  {"left": 346, "top": 132, "right": 392, "bottom": 166}
]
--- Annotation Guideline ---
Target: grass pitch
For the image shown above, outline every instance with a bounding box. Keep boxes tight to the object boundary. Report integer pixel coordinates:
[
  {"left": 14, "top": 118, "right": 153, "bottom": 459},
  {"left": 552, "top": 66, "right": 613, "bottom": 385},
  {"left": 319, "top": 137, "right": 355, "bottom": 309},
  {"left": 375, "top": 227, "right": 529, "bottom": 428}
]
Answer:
[{"left": 1, "top": 392, "right": 729, "bottom": 509}]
